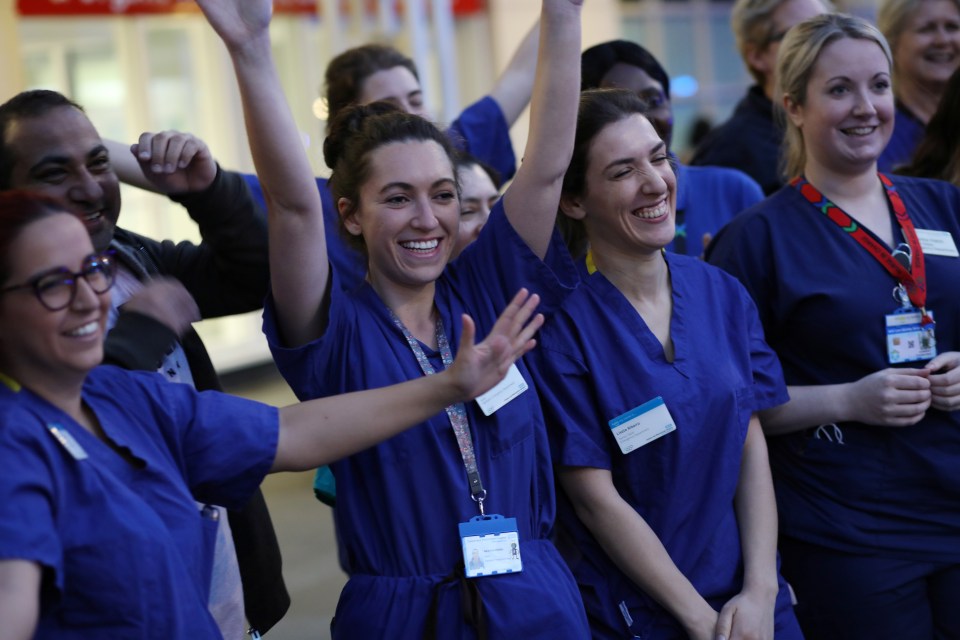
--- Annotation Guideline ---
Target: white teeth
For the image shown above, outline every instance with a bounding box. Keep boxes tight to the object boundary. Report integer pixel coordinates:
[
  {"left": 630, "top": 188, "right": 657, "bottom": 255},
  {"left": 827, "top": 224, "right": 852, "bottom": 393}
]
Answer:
[
  {"left": 632, "top": 200, "right": 669, "bottom": 219},
  {"left": 84, "top": 211, "right": 102, "bottom": 222},
  {"left": 844, "top": 127, "right": 875, "bottom": 136},
  {"left": 66, "top": 322, "right": 98, "bottom": 337},
  {"left": 400, "top": 239, "right": 439, "bottom": 251}
]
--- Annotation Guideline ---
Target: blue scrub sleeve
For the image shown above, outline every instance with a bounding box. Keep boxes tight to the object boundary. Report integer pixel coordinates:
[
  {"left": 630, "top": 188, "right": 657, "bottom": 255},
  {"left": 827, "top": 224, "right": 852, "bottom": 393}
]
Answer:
[
  {"left": 738, "top": 280, "right": 789, "bottom": 411},
  {"left": 124, "top": 374, "right": 279, "bottom": 509},
  {"left": 446, "top": 96, "right": 517, "bottom": 182},
  {"left": 0, "top": 407, "right": 63, "bottom": 592}
]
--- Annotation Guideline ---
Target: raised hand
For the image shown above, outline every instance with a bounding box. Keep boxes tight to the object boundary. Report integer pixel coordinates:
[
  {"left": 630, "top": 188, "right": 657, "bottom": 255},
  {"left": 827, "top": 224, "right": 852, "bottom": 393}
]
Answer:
[
  {"left": 448, "top": 289, "right": 544, "bottom": 401},
  {"left": 194, "top": 0, "right": 272, "bottom": 51},
  {"left": 846, "top": 367, "right": 931, "bottom": 426},
  {"left": 130, "top": 131, "right": 217, "bottom": 195}
]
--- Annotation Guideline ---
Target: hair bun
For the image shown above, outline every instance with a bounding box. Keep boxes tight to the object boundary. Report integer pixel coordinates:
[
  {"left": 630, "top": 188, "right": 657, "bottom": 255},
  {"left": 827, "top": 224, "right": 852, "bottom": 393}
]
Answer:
[{"left": 323, "top": 101, "right": 401, "bottom": 170}]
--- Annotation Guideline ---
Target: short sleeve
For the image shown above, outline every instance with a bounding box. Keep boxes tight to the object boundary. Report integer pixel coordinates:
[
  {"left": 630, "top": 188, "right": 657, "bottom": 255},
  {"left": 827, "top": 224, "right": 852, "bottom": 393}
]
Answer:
[
  {"left": 446, "top": 96, "right": 517, "bottom": 182},
  {"left": 0, "top": 408, "right": 62, "bottom": 592},
  {"left": 739, "top": 282, "right": 788, "bottom": 411}
]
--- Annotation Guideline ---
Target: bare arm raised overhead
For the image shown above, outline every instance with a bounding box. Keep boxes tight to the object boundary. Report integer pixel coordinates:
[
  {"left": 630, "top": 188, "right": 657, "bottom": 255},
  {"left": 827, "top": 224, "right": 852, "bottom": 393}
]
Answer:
[
  {"left": 196, "top": 0, "right": 329, "bottom": 348},
  {"left": 500, "top": 0, "right": 583, "bottom": 260}
]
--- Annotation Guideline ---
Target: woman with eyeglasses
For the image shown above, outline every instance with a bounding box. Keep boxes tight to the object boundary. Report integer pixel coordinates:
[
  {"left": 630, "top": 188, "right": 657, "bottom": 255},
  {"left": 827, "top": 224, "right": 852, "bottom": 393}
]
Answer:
[
  {"left": 707, "top": 13, "right": 960, "bottom": 639},
  {"left": 0, "top": 190, "right": 543, "bottom": 639}
]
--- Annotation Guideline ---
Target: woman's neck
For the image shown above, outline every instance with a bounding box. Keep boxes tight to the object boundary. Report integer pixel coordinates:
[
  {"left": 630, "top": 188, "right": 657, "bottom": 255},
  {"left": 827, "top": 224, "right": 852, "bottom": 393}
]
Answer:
[
  {"left": 368, "top": 275, "right": 439, "bottom": 348},
  {"left": 804, "top": 163, "right": 894, "bottom": 245},
  {"left": 896, "top": 81, "right": 942, "bottom": 124},
  {"left": 592, "top": 243, "right": 670, "bottom": 305}
]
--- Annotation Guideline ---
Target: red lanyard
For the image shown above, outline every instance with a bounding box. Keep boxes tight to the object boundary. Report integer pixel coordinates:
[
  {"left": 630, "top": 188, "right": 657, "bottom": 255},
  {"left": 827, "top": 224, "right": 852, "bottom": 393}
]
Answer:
[{"left": 791, "top": 174, "right": 932, "bottom": 324}]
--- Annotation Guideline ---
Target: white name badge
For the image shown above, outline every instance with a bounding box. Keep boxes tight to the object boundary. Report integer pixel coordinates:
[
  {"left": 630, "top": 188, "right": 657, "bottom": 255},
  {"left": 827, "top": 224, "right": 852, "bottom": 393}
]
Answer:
[
  {"left": 459, "top": 514, "right": 523, "bottom": 578},
  {"left": 886, "top": 308, "right": 937, "bottom": 364},
  {"left": 475, "top": 363, "right": 527, "bottom": 416},
  {"left": 915, "top": 229, "right": 959, "bottom": 257},
  {"left": 608, "top": 396, "right": 676, "bottom": 455},
  {"left": 48, "top": 423, "right": 88, "bottom": 460}
]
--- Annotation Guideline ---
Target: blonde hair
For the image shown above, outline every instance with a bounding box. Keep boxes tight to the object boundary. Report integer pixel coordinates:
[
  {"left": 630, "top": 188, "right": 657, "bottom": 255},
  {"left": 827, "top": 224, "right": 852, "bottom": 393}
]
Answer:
[
  {"left": 775, "top": 13, "right": 893, "bottom": 178},
  {"left": 731, "top": 0, "right": 834, "bottom": 85}
]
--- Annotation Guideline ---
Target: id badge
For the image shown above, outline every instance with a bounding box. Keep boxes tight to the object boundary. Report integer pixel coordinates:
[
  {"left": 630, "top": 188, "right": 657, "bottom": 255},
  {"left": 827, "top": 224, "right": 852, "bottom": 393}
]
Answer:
[
  {"left": 475, "top": 363, "right": 528, "bottom": 416},
  {"left": 886, "top": 308, "right": 936, "bottom": 364},
  {"left": 608, "top": 396, "right": 676, "bottom": 455},
  {"left": 459, "top": 514, "right": 522, "bottom": 578}
]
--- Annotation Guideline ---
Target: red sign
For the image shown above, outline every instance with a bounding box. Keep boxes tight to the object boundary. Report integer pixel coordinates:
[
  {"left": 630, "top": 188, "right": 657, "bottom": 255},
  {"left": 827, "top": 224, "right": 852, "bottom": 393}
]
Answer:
[{"left": 17, "top": 0, "right": 483, "bottom": 16}]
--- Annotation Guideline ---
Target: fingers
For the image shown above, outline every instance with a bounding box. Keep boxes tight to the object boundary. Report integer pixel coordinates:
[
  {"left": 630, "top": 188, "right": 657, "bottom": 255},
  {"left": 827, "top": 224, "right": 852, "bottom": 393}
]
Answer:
[
  {"left": 714, "top": 603, "right": 734, "bottom": 640},
  {"left": 134, "top": 131, "right": 210, "bottom": 174}
]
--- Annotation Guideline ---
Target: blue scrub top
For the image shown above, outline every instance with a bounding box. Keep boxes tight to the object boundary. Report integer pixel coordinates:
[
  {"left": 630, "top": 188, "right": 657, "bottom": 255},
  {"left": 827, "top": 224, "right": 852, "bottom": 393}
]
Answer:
[
  {"left": 243, "top": 95, "right": 517, "bottom": 292},
  {"left": 670, "top": 163, "right": 763, "bottom": 257},
  {"left": 263, "top": 201, "right": 588, "bottom": 639},
  {"left": 708, "top": 175, "right": 960, "bottom": 561},
  {"left": 534, "top": 254, "right": 794, "bottom": 638},
  {"left": 0, "top": 366, "right": 278, "bottom": 639}
]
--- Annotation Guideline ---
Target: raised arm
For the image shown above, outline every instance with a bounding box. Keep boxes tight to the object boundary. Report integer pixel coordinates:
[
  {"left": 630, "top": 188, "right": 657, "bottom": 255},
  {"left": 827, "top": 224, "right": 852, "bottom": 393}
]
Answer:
[
  {"left": 272, "top": 290, "right": 543, "bottom": 471},
  {"left": 196, "top": 0, "right": 329, "bottom": 348},
  {"left": 500, "top": 0, "right": 582, "bottom": 259},
  {"left": 488, "top": 20, "right": 540, "bottom": 127}
]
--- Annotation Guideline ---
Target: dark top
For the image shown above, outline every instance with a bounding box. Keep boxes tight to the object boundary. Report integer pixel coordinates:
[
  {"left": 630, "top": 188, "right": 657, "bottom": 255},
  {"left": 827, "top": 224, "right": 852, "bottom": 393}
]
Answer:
[{"left": 690, "top": 85, "right": 784, "bottom": 196}]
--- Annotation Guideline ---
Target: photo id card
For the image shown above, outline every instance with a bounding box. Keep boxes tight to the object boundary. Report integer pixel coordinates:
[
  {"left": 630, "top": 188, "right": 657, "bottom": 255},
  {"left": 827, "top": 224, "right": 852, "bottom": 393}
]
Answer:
[
  {"left": 459, "top": 514, "right": 522, "bottom": 578},
  {"left": 608, "top": 396, "right": 676, "bottom": 455},
  {"left": 886, "top": 308, "right": 936, "bottom": 364},
  {"left": 475, "top": 363, "right": 528, "bottom": 416}
]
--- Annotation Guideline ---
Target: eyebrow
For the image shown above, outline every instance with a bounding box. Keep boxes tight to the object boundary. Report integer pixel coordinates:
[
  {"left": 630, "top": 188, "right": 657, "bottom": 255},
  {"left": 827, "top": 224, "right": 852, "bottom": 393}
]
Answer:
[
  {"left": 378, "top": 177, "right": 456, "bottom": 195},
  {"left": 602, "top": 141, "right": 666, "bottom": 172}
]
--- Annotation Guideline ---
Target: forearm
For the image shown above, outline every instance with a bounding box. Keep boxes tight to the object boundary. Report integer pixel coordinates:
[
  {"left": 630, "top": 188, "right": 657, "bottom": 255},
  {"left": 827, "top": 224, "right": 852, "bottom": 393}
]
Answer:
[
  {"left": 759, "top": 383, "right": 852, "bottom": 435},
  {"left": 488, "top": 20, "right": 540, "bottom": 126},
  {"left": 0, "top": 560, "right": 40, "bottom": 640},
  {"left": 734, "top": 417, "right": 780, "bottom": 597},
  {"left": 561, "top": 469, "right": 716, "bottom": 633},
  {"left": 273, "top": 370, "right": 463, "bottom": 472}
]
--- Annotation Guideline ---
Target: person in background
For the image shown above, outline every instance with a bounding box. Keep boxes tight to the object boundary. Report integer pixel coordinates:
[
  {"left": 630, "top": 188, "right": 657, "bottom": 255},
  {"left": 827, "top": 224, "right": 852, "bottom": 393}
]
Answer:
[
  {"left": 897, "top": 66, "right": 960, "bottom": 184},
  {"left": 0, "top": 189, "right": 542, "bottom": 639},
  {"left": 202, "top": 0, "right": 590, "bottom": 634},
  {"left": 690, "top": 0, "right": 831, "bottom": 195},
  {"left": 876, "top": 0, "right": 960, "bottom": 172},
  {"left": 580, "top": 39, "right": 763, "bottom": 258},
  {"left": 534, "top": 87, "right": 801, "bottom": 640},
  {"left": 453, "top": 151, "right": 502, "bottom": 259},
  {"left": 707, "top": 14, "right": 960, "bottom": 639},
  {"left": 0, "top": 91, "right": 288, "bottom": 637}
]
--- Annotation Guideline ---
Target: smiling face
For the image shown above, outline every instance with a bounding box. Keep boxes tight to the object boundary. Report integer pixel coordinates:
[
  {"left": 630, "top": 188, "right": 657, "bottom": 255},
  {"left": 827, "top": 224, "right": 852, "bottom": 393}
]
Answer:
[
  {"left": 786, "top": 37, "right": 894, "bottom": 176},
  {"left": 453, "top": 163, "right": 499, "bottom": 258},
  {"left": 340, "top": 140, "right": 459, "bottom": 295},
  {"left": 0, "top": 213, "right": 109, "bottom": 390},
  {"left": 2, "top": 106, "right": 120, "bottom": 253},
  {"left": 359, "top": 66, "right": 429, "bottom": 118},
  {"left": 895, "top": 0, "right": 960, "bottom": 89},
  {"left": 562, "top": 114, "right": 677, "bottom": 257}
]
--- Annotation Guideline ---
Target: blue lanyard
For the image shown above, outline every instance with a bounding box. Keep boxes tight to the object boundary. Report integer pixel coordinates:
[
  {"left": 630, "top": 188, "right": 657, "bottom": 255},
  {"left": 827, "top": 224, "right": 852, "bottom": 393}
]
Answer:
[{"left": 388, "top": 310, "right": 487, "bottom": 514}]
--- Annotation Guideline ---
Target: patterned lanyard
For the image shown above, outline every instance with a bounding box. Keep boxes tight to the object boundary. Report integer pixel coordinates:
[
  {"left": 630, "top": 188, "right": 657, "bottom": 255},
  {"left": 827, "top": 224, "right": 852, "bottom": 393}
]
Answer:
[
  {"left": 791, "top": 173, "right": 932, "bottom": 325},
  {"left": 388, "top": 310, "right": 488, "bottom": 514}
]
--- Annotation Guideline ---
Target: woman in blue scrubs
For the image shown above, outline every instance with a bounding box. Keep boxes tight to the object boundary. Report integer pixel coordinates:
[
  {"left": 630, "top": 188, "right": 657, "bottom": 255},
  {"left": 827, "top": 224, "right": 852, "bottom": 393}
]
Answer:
[
  {"left": 201, "top": 0, "right": 590, "bottom": 637},
  {"left": 0, "top": 191, "right": 543, "bottom": 639},
  {"left": 534, "top": 87, "right": 802, "bottom": 640},
  {"left": 707, "top": 14, "right": 960, "bottom": 639}
]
